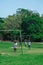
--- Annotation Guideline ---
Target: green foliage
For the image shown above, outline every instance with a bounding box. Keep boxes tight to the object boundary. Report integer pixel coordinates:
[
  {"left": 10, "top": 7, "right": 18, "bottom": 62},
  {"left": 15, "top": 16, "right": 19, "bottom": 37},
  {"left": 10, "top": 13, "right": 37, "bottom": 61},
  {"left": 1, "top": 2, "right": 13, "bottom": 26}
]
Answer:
[
  {"left": 0, "top": 18, "right": 5, "bottom": 30},
  {"left": 0, "top": 8, "right": 43, "bottom": 41}
]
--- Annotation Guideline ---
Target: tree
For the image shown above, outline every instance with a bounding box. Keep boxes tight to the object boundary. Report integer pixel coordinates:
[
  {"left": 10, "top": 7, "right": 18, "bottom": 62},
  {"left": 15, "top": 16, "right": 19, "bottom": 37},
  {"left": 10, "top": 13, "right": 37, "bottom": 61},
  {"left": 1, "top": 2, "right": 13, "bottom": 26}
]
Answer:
[{"left": 21, "top": 11, "right": 43, "bottom": 41}]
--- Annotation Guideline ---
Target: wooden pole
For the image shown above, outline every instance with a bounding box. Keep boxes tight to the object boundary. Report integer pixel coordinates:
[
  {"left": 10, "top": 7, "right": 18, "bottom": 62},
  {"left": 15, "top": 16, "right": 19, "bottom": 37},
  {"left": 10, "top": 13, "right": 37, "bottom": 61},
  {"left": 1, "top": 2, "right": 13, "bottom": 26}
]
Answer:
[{"left": 20, "top": 29, "right": 23, "bottom": 54}]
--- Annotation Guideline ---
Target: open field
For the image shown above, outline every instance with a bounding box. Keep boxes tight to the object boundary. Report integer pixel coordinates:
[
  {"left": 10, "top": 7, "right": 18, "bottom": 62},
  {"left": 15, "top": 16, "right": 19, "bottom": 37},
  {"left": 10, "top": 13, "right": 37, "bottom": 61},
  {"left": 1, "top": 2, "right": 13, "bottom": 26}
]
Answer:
[{"left": 0, "top": 41, "right": 43, "bottom": 65}]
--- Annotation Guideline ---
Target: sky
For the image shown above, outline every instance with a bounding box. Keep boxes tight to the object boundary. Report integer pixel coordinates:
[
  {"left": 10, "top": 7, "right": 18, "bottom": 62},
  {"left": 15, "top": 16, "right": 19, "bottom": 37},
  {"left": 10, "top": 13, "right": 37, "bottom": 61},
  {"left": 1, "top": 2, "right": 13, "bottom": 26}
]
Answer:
[{"left": 0, "top": 0, "right": 43, "bottom": 17}]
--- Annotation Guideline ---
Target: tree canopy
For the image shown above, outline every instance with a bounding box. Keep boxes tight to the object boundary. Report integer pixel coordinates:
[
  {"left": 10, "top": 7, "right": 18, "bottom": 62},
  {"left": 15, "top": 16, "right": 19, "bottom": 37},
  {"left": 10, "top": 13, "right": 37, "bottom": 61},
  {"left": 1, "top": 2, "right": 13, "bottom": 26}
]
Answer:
[{"left": 0, "top": 8, "right": 43, "bottom": 41}]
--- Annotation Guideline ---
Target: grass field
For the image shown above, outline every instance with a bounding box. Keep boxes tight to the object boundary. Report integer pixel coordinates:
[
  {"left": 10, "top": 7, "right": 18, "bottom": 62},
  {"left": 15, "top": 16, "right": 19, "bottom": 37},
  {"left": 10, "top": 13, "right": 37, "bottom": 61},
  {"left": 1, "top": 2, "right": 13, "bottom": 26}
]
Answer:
[{"left": 0, "top": 41, "right": 43, "bottom": 65}]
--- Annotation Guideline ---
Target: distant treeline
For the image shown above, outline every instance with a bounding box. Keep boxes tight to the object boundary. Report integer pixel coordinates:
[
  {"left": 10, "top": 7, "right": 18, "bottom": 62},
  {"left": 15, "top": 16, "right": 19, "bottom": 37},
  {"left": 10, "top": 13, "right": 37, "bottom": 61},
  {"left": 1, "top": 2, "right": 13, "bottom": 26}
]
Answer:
[{"left": 0, "top": 8, "right": 43, "bottom": 41}]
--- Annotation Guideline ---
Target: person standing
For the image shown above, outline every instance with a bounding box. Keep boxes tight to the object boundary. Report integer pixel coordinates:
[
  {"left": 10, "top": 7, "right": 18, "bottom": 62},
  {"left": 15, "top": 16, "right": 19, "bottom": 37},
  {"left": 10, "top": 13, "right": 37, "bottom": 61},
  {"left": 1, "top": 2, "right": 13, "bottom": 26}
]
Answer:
[
  {"left": 28, "top": 40, "right": 31, "bottom": 48},
  {"left": 14, "top": 40, "right": 17, "bottom": 52},
  {"left": 24, "top": 39, "right": 27, "bottom": 47},
  {"left": 27, "top": 37, "right": 31, "bottom": 49}
]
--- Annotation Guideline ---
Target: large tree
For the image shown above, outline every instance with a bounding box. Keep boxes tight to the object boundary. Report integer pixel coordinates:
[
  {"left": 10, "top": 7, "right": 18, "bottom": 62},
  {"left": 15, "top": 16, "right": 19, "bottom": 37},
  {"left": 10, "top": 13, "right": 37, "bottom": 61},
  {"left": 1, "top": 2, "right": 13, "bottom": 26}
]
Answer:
[
  {"left": 21, "top": 12, "right": 43, "bottom": 41},
  {"left": 0, "top": 8, "right": 43, "bottom": 41}
]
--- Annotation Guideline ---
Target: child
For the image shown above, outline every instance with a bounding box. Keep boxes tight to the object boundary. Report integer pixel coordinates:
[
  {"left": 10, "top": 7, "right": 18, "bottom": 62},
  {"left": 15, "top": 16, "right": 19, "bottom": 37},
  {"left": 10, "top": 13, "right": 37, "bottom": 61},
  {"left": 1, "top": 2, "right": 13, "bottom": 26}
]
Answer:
[
  {"left": 27, "top": 38, "right": 31, "bottom": 49},
  {"left": 24, "top": 39, "right": 27, "bottom": 47},
  {"left": 14, "top": 40, "right": 17, "bottom": 52}
]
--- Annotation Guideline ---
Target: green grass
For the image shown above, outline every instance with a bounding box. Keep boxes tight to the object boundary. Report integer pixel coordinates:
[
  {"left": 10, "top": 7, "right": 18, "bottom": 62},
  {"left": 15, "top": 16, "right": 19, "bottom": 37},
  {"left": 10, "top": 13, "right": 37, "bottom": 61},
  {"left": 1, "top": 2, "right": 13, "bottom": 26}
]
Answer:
[{"left": 0, "top": 41, "right": 43, "bottom": 65}]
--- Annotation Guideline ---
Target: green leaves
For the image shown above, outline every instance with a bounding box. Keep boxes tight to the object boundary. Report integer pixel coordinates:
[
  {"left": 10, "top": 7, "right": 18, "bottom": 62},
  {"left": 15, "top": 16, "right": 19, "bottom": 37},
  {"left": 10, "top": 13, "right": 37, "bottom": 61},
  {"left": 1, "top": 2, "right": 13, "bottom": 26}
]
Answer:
[{"left": 0, "top": 8, "right": 43, "bottom": 41}]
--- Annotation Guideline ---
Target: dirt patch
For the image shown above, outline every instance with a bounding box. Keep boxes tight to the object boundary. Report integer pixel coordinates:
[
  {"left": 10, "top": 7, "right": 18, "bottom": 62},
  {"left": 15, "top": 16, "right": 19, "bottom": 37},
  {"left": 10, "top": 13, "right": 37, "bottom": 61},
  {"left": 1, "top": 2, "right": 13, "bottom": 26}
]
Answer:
[{"left": 1, "top": 52, "right": 10, "bottom": 56}]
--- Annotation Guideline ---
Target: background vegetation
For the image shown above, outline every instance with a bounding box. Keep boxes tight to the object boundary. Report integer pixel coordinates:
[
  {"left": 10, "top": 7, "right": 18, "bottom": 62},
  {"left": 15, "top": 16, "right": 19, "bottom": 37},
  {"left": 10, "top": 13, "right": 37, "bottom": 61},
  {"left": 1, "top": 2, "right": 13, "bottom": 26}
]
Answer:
[{"left": 0, "top": 8, "right": 43, "bottom": 41}]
